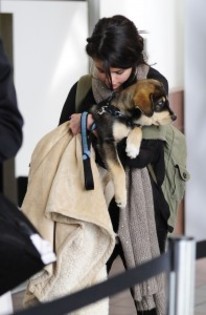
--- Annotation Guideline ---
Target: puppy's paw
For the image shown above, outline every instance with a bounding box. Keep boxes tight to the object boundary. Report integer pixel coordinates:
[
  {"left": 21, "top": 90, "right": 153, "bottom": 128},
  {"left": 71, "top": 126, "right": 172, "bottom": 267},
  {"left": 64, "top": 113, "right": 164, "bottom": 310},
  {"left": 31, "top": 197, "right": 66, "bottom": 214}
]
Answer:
[
  {"left": 126, "top": 143, "right": 140, "bottom": 159},
  {"left": 115, "top": 199, "right": 127, "bottom": 208},
  {"left": 115, "top": 190, "right": 127, "bottom": 208}
]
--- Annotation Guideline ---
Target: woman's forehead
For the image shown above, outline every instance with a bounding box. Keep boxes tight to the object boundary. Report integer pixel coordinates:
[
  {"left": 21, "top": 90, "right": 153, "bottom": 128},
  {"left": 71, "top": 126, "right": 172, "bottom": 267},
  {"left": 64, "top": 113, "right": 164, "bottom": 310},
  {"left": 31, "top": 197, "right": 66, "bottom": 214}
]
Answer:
[{"left": 93, "top": 59, "right": 123, "bottom": 72}]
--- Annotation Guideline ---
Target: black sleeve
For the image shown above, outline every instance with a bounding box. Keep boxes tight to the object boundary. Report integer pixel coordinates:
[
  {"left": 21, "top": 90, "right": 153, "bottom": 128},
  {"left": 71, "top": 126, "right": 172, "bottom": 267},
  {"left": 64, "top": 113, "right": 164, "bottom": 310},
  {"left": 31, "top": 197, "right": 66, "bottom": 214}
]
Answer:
[
  {"left": 58, "top": 82, "right": 78, "bottom": 125},
  {"left": 118, "top": 139, "right": 165, "bottom": 184},
  {"left": 0, "top": 39, "right": 24, "bottom": 162},
  {"left": 147, "top": 66, "right": 169, "bottom": 95},
  {"left": 59, "top": 81, "right": 95, "bottom": 125}
]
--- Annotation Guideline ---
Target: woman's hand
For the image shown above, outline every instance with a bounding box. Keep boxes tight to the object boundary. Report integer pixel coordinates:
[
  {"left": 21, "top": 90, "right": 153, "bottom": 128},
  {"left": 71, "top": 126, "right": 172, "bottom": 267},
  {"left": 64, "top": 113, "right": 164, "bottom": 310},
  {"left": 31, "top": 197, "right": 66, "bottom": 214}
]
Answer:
[
  {"left": 69, "top": 113, "right": 81, "bottom": 135},
  {"left": 69, "top": 113, "right": 95, "bottom": 135}
]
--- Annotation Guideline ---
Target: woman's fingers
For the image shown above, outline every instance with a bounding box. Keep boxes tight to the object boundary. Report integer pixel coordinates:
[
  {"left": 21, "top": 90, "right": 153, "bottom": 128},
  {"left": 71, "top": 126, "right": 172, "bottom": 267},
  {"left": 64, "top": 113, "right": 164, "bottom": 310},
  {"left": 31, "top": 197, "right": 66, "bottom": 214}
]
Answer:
[{"left": 69, "top": 113, "right": 81, "bottom": 135}]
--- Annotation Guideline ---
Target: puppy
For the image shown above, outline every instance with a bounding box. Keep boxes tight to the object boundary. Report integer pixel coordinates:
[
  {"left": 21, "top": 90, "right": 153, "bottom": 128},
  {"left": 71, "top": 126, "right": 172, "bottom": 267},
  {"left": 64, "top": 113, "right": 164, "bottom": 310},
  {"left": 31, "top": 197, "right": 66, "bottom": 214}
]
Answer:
[{"left": 90, "top": 79, "right": 176, "bottom": 208}]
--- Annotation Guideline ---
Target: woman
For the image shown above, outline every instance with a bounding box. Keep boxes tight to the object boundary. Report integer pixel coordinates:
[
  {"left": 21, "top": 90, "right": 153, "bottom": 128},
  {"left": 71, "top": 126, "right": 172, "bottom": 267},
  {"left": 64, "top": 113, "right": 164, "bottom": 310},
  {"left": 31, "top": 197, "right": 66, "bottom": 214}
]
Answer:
[{"left": 59, "top": 15, "right": 172, "bottom": 315}]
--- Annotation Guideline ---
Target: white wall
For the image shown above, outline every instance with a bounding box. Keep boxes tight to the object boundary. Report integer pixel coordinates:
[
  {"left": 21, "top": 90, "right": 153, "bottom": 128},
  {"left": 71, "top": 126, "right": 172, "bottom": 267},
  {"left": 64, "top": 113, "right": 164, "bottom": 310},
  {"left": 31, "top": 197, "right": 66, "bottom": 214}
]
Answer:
[
  {"left": 1, "top": 0, "right": 88, "bottom": 176},
  {"left": 185, "top": 0, "right": 206, "bottom": 240}
]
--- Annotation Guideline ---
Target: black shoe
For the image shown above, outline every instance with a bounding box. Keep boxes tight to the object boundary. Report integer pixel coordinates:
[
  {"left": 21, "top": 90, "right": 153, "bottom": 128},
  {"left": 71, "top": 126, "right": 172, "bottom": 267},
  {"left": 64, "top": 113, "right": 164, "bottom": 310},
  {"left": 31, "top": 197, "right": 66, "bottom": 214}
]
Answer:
[{"left": 138, "top": 309, "right": 157, "bottom": 315}]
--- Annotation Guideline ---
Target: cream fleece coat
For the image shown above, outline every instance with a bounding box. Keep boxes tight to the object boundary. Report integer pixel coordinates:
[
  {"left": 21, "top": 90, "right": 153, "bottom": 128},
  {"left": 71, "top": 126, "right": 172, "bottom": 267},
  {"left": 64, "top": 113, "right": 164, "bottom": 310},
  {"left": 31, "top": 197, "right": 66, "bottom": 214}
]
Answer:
[{"left": 21, "top": 122, "right": 116, "bottom": 315}]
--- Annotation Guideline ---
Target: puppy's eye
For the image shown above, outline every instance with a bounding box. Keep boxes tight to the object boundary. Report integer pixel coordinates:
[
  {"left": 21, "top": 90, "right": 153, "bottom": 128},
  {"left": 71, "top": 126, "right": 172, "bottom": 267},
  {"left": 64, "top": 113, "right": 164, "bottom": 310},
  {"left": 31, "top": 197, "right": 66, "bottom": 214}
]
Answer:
[{"left": 155, "top": 99, "right": 165, "bottom": 112}]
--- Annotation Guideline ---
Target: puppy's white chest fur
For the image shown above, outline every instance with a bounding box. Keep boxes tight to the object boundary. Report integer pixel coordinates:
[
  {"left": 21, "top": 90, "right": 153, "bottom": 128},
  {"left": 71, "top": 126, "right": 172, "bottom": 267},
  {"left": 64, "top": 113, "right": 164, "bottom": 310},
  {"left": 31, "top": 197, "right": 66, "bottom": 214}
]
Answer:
[{"left": 112, "top": 121, "right": 130, "bottom": 142}]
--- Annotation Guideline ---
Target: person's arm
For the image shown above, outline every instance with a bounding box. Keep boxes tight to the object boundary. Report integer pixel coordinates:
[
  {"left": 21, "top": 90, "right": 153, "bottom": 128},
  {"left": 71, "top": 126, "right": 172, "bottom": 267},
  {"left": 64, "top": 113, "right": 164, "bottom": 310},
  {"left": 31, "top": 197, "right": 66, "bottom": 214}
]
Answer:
[
  {"left": 58, "top": 82, "right": 78, "bottom": 125},
  {"left": 58, "top": 81, "right": 95, "bottom": 135},
  {"left": 0, "top": 39, "right": 23, "bottom": 162}
]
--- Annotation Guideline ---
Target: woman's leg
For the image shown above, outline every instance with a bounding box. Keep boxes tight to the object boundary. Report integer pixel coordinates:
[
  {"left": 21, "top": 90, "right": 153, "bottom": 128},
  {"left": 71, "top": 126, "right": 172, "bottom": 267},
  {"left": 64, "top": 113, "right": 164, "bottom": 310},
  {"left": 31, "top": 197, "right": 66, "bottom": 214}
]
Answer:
[
  {"left": 107, "top": 198, "right": 120, "bottom": 274},
  {"left": 106, "top": 243, "right": 121, "bottom": 273}
]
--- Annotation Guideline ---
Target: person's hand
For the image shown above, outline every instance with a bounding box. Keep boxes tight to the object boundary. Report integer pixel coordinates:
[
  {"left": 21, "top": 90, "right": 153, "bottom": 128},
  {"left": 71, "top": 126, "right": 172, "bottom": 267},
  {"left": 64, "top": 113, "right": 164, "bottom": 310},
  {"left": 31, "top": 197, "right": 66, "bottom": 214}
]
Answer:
[
  {"left": 69, "top": 113, "right": 95, "bottom": 135},
  {"left": 69, "top": 113, "right": 81, "bottom": 135}
]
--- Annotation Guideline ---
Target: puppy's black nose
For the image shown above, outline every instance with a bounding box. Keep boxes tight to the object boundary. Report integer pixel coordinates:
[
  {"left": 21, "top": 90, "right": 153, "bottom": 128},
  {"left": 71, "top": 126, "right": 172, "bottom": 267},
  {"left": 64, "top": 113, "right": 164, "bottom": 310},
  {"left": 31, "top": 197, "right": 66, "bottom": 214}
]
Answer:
[{"left": 171, "top": 113, "right": 177, "bottom": 121}]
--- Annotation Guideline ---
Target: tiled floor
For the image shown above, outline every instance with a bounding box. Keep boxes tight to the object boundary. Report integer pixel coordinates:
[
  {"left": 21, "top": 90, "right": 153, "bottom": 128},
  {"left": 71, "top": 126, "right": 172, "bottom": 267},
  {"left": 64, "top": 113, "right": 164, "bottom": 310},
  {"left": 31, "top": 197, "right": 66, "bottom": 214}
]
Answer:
[{"left": 11, "top": 257, "right": 206, "bottom": 315}]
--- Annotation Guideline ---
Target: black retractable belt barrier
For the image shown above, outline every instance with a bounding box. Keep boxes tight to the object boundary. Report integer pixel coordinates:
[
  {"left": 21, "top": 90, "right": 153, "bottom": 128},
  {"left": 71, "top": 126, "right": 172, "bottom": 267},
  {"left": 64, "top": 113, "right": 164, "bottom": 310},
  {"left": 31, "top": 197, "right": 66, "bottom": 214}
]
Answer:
[{"left": 13, "top": 251, "right": 171, "bottom": 315}]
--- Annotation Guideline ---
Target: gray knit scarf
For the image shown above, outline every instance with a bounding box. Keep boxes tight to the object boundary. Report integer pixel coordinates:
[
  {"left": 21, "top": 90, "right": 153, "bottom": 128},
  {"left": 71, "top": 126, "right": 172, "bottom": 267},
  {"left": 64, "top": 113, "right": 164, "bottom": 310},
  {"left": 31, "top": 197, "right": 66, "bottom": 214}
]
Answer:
[
  {"left": 92, "top": 64, "right": 166, "bottom": 314},
  {"left": 118, "top": 168, "right": 166, "bottom": 314}
]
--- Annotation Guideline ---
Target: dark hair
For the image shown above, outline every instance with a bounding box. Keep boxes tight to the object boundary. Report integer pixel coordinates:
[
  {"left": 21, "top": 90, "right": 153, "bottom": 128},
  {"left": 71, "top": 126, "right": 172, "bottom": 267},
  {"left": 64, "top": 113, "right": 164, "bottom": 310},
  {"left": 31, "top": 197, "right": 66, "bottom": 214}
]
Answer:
[{"left": 86, "top": 15, "right": 147, "bottom": 83}]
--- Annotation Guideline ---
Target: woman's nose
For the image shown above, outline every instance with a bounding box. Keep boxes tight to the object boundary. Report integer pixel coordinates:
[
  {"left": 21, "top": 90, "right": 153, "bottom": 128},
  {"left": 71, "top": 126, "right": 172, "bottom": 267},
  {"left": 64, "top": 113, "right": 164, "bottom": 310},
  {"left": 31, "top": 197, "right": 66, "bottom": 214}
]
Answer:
[{"left": 111, "top": 73, "right": 118, "bottom": 86}]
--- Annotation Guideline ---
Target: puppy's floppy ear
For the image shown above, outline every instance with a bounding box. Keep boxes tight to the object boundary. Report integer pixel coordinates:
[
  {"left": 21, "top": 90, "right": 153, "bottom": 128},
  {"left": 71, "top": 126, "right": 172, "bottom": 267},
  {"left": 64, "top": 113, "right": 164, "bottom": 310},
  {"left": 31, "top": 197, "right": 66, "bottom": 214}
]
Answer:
[
  {"left": 132, "top": 79, "right": 167, "bottom": 116},
  {"left": 132, "top": 88, "right": 154, "bottom": 117}
]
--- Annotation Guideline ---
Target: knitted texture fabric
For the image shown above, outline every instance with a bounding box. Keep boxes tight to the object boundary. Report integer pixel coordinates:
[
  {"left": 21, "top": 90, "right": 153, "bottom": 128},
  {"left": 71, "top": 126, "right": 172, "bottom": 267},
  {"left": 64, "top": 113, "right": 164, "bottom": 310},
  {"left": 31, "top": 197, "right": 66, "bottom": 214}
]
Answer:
[{"left": 118, "top": 167, "right": 166, "bottom": 314}]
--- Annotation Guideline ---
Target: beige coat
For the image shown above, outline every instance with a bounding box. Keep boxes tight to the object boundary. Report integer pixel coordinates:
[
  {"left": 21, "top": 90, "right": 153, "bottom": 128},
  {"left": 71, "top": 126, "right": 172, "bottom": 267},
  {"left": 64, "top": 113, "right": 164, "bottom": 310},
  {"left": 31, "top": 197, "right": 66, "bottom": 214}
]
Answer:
[{"left": 21, "top": 122, "right": 116, "bottom": 315}]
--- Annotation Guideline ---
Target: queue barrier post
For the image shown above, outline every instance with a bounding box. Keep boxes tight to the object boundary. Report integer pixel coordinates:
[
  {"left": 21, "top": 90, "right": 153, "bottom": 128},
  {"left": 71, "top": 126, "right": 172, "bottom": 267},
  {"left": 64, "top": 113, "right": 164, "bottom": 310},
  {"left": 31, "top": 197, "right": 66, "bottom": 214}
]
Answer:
[{"left": 168, "top": 236, "right": 196, "bottom": 315}]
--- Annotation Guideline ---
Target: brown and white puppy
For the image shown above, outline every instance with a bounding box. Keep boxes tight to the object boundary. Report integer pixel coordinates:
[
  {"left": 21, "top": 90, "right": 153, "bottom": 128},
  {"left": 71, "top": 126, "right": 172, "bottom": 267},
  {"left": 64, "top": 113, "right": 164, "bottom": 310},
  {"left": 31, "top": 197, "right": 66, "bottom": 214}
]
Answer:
[{"left": 90, "top": 79, "right": 176, "bottom": 208}]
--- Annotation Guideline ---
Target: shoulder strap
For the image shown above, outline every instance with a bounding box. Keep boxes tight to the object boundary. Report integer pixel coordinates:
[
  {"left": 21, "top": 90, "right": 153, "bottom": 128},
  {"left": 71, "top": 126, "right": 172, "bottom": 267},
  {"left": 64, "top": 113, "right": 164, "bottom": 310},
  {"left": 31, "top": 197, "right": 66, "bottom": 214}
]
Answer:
[{"left": 75, "top": 74, "right": 92, "bottom": 112}]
